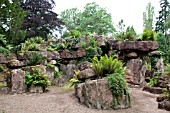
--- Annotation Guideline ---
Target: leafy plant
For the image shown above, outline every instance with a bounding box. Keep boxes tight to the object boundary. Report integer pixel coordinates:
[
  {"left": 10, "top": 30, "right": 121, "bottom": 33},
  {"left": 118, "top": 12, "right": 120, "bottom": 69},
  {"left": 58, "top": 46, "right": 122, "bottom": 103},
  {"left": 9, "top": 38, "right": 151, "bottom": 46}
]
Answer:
[
  {"left": 54, "top": 71, "right": 62, "bottom": 79},
  {"left": 62, "top": 30, "right": 81, "bottom": 38},
  {"left": 47, "top": 42, "right": 65, "bottom": 51},
  {"left": 81, "top": 41, "right": 87, "bottom": 48},
  {"left": 91, "top": 55, "right": 125, "bottom": 77},
  {"left": 85, "top": 46, "right": 96, "bottom": 57},
  {"left": 162, "top": 88, "right": 170, "bottom": 100},
  {"left": 141, "top": 28, "right": 157, "bottom": 41},
  {"left": 0, "top": 64, "right": 5, "bottom": 72},
  {"left": 47, "top": 64, "right": 55, "bottom": 69},
  {"left": 107, "top": 73, "right": 130, "bottom": 108},
  {"left": 147, "top": 72, "right": 160, "bottom": 87},
  {"left": 0, "top": 83, "right": 5, "bottom": 87},
  {"left": 70, "top": 70, "right": 81, "bottom": 87},
  {"left": 0, "top": 46, "right": 10, "bottom": 56},
  {"left": 25, "top": 69, "right": 50, "bottom": 91},
  {"left": 28, "top": 52, "right": 45, "bottom": 65}
]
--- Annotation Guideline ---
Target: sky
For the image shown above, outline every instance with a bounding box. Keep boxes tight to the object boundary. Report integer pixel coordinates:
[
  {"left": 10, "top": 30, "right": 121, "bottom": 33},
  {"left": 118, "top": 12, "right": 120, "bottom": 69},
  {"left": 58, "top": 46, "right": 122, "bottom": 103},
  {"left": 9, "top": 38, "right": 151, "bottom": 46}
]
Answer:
[{"left": 54, "top": 0, "right": 161, "bottom": 34}]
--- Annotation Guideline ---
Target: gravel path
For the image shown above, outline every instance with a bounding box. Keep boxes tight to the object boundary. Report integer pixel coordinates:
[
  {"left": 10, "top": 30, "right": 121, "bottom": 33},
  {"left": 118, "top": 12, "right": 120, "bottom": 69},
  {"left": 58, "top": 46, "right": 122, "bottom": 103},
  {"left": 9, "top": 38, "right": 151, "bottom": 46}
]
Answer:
[{"left": 0, "top": 86, "right": 169, "bottom": 113}]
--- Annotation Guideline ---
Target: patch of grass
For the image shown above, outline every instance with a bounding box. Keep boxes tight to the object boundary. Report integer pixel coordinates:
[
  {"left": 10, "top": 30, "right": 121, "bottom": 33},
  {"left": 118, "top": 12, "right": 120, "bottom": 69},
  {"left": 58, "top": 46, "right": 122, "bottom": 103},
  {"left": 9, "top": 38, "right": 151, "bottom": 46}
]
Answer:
[{"left": 56, "top": 83, "right": 74, "bottom": 93}]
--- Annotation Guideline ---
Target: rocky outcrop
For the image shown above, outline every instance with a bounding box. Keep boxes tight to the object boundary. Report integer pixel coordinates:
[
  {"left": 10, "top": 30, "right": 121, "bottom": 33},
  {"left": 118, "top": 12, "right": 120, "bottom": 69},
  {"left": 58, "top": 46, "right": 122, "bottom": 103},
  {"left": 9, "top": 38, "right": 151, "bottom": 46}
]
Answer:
[
  {"left": 108, "top": 40, "right": 158, "bottom": 51},
  {"left": 77, "top": 69, "right": 96, "bottom": 80},
  {"left": 75, "top": 78, "right": 131, "bottom": 110}
]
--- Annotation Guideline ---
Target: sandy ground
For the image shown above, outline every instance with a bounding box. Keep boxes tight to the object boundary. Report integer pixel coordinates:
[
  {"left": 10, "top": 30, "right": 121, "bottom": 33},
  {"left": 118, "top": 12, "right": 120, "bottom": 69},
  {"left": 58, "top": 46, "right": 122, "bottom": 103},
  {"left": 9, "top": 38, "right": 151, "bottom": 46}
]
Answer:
[{"left": 0, "top": 86, "right": 169, "bottom": 113}]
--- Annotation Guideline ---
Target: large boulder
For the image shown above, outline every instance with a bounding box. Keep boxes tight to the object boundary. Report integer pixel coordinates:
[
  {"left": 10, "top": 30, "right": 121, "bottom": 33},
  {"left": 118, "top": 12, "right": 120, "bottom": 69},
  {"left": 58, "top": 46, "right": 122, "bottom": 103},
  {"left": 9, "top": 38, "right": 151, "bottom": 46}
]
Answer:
[
  {"left": 11, "top": 69, "right": 26, "bottom": 94},
  {"left": 126, "top": 59, "right": 146, "bottom": 85},
  {"left": 77, "top": 69, "right": 96, "bottom": 80},
  {"left": 75, "top": 78, "right": 131, "bottom": 109}
]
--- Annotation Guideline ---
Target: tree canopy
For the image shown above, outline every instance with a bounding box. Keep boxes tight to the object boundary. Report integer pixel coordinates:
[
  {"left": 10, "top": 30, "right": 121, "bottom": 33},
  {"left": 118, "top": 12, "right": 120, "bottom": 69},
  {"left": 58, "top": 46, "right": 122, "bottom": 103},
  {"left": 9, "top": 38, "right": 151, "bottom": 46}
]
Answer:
[
  {"left": 21, "top": 0, "right": 64, "bottom": 39},
  {"left": 143, "top": 2, "right": 155, "bottom": 31},
  {"left": 0, "top": 0, "right": 26, "bottom": 45},
  {"left": 60, "top": 2, "right": 115, "bottom": 35}
]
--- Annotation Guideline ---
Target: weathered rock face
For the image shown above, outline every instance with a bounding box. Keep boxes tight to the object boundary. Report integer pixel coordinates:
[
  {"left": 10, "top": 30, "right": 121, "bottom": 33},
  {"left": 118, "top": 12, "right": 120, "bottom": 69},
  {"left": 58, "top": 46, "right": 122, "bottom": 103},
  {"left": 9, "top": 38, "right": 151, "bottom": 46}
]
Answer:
[
  {"left": 11, "top": 69, "right": 26, "bottom": 94},
  {"left": 8, "top": 60, "right": 27, "bottom": 68},
  {"left": 126, "top": 59, "right": 146, "bottom": 85},
  {"left": 77, "top": 69, "right": 96, "bottom": 80},
  {"left": 47, "top": 51, "right": 60, "bottom": 60},
  {"left": 0, "top": 54, "right": 8, "bottom": 64},
  {"left": 75, "top": 78, "right": 131, "bottom": 109},
  {"left": 60, "top": 64, "right": 76, "bottom": 79},
  {"left": 76, "top": 61, "right": 92, "bottom": 71},
  {"left": 29, "top": 85, "right": 43, "bottom": 93},
  {"left": 158, "top": 76, "right": 169, "bottom": 88},
  {"left": 108, "top": 40, "right": 158, "bottom": 52}
]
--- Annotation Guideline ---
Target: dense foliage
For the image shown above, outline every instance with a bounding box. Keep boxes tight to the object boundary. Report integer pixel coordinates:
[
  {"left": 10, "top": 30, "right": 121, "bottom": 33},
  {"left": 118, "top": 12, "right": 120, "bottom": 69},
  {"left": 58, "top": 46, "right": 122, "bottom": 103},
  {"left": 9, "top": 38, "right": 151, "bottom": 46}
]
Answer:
[
  {"left": 21, "top": 0, "right": 64, "bottom": 39},
  {"left": 60, "top": 2, "right": 115, "bottom": 35},
  {"left": 0, "top": 0, "right": 26, "bottom": 45}
]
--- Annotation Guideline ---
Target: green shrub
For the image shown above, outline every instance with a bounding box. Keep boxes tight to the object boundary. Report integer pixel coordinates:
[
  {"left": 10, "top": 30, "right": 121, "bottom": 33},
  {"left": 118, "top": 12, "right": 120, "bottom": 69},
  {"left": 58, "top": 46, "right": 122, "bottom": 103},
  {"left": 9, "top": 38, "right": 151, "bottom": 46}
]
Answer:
[
  {"left": 107, "top": 73, "right": 130, "bottom": 108},
  {"left": 62, "top": 30, "right": 81, "bottom": 38},
  {"left": 141, "top": 29, "right": 157, "bottom": 41},
  {"left": 91, "top": 55, "right": 125, "bottom": 77},
  {"left": 0, "top": 46, "right": 10, "bottom": 56},
  {"left": 85, "top": 46, "right": 96, "bottom": 57},
  {"left": 0, "top": 64, "right": 4, "bottom": 72},
  {"left": 47, "top": 42, "right": 65, "bottom": 51},
  {"left": 47, "top": 64, "right": 55, "bottom": 69},
  {"left": 81, "top": 41, "right": 87, "bottom": 48},
  {"left": 25, "top": 69, "right": 50, "bottom": 91},
  {"left": 70, "top": 70, "right": 81, "bottom": 87},
  {"left": 28, "top": 52, "right": 45, "bottom": 65},
  {"left": 0, "top": 83, "right": 5, "bottom": 87},
  {"left": 147, "top": 72, "right": 160, "bottom": 87}
]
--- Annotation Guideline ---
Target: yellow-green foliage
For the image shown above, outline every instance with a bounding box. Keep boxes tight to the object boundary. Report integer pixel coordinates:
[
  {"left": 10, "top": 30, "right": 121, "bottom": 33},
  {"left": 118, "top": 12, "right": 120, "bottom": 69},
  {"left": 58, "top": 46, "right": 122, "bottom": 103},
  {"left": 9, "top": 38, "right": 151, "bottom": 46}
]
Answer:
[
  {"left": 92, "top": 55, "right": 125, "bottom": 77},
  {"left": 70, "top": 70, "right": 81, "bottom": 86},
  {"left": 62, "top": 30, "right": 81, "bottom": 38},
  {"left": 141, "top": 29, "right": 157, "bottom": 41}
]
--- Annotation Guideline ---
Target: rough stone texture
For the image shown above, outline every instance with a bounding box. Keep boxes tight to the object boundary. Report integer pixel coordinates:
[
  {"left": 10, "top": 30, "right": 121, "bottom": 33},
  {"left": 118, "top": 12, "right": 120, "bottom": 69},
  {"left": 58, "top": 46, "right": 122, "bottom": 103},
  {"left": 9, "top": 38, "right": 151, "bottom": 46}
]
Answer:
[
  {"left": 29, "top": 85, "right": 43, "bottom": 93},
  {"left": 0, "top": 87, "right": 10, "bottom": 94},
  {"left": 0, "top": 54, "right": 8, "bottom": 64},
  {"left": 47, "top": 51, "right": 60, "bottom": 60},
  {"left": 60, "top": 49, "right": 86, "bottom": 59},
  {"left": 22, "top": 65, "right": 46, "bottom": 75},
  {"left": 108, "top": 40, "right": 158, "bottom": 52},
  {"left": 55, "top": 75, "right": 64, "bottom": 87},
  {"left": 96, "top": 36, "right": 106, "bottom": 46},
  {"left": 78, "top": 69, "right": 96, "bottom": 80},
  {"left": 126, "top": 59, "right": 146, "bottom": 85},
  {"left": 164, "top": 101, "right": 170, "bottom": 111},
  {"left": 158, "top": 100, "right": 170, "bottom": 111},
  {"left": 158, "top": 76, "right": 169, "bottom": 88},
  {"left": 60, "top": 64, "right": 76, "bottom": 78},
  {"left": 75, "top": 78, "right": 131, "bottom": 110},
  {"left": 17, "top": 52, "right": 28, "bottom": 60},
  {"left": 59, "top": 49, "right": 72, "bottom": 58},
  {"left": 11, "top": 69, "right": 26, "bottom": 94},
  {"left": 157, "top": 95, "right": 165, "bottom": 102},
  {"left": 142, "top": 86, "right": 163, "bottom": 94},
  {"left": 76, "top": 61, "right": 92, "bottom": 71},
  {"left": 167, "top": 84, "right": 170, "bottom": 93},
  {"left": 46, "top": 67, "right": 55, "bottom": 85},
  {"left": 126, "top": 52, "right": 138, "bottom": 58},
  {"left": 8, "top": 60, "right": 27, "bottom": 68},
  {"left": 77, "top": 48, "right": 86, "bottom": 58}
]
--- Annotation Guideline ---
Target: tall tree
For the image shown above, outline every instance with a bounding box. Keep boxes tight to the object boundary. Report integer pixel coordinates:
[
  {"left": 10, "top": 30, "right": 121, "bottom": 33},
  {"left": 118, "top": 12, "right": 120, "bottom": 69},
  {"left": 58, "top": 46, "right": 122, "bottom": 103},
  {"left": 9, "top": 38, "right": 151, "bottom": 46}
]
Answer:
[
  {"left": 60, "top": 2, "right": 115, "bottom": 35},
  {"left": 0, "top": 0, "right": 26, "bottom": 45},
  {"left": 143, "top": 2, "right": 155, "bottom": 31},
  {"left": 155, "top": 0, "right": 170, "bottom": 34},
  {"left": 60, "top": 8, "right": 81, "bottom": 31},
  {"left": 21, "top": 0, "right": 64, "bottom": 39}
]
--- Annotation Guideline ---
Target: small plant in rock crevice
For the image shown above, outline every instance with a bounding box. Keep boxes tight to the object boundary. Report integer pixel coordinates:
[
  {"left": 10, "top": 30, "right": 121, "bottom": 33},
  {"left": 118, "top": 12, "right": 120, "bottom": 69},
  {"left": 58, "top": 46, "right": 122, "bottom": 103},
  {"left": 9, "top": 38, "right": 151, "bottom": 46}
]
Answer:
[{"left": 70, "top": 70, "right": 81, "bottom": 87}]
